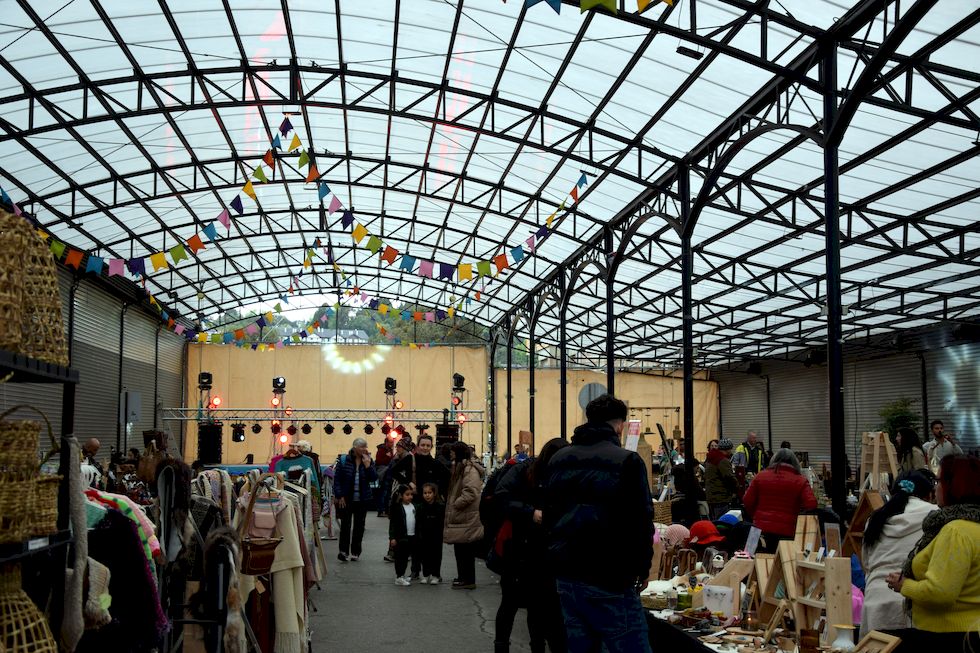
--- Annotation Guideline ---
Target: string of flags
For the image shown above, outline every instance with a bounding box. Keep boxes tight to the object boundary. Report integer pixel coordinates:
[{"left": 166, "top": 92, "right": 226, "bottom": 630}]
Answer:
[{"left": 522, "top": 0, "right": 673, "bottom": 14}]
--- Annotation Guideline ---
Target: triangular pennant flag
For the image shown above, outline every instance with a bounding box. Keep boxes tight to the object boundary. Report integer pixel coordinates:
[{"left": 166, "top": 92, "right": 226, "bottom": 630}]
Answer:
[
  {"left": 536, "top": 224, "right": 549, "bottom": 238},
  {"left": 570, "top": 186, "right": 579, "bottom": 203},
  {"left": 366, "top": 235, "right": 382, "bottom": 254},
  {"left": 494, "top": 253, "right": 509, "bottom": 273},
  {"left": 230, "top": 195, "right": 244, "bottom": 215},
  {"left": 253, "top": 166, "right": 268, "bottom": 183},
  {"left": 64, "top": 249, "right": 83, "bottom": 269},
  {"left": 242, "top": 181, "right": 257, "bottom": 201},
  {"left": 203, "top": 223, "right": 219, "bottom": 242},
  {"left": 150, "top": 252, "right": 168, "bottom": 272},
  {"left": 352, "top": 224, "right": 368, "bottom": 243},
  {"left": 50, "top": 240, "right": 66, "bottom": 259},
  {"left": 378, "top": 304, "right": 389, "bottom": 315},
  {"left": 266, "top": 311, "right": 274, "bottom": 322},
  {"left": 297, "top": 150, "right": 310, "bottom": 168},
  {"left": 187, "top": 234, "right": 205, "bottom": 254},
  {"left": 305, "top": 164, "right": 319, "bottom": 183},
  {"left": 577, "top": 172, "right": 589, "bottom": 187},
  {"left": 272, "top": 134, "right": 282, "bottom": 149},
  {"left": 381, "top": 246, "right": 398, "bottom": 265},
  {"left": 546, "top": 212, "right": 556, "bottom": 228},
  {"left": 477, "top": 260, "right": 491, "bottom": 277},
  {"left": 274, "top": 303, "right": 283, "bottom": 313},
  {"left": 279, "top": 117, "right": 293, "bottom": 136},
  {"left": 85, "top": 255, "right": 104, "bottom": 274},
  {"left": 581, "top": 0, "right": 616, "bottom": 13},
  {"left": 174, "top": 324, "right": 185, "bottom": 336},
  {"left": 458, "top": 263, "right": 472, "bottom": 281},
  {"left": 526, "top": 0, "right": 561, "bottom": 11},
  {"left": 526, "top": 235, "right": 536, "bottom": 251},
  {"left": 12, "top": 203, "right": 21, "bottom": 217},
  {"left": 127, "top": 257, "right": 145, "bottom": 277},
  {"left": 418, "top": 260, "right": 434, "bottom": 278},
  {"left": 256, "top": 317, "right": 267, "bottom": 328},
  {"left": 328, "top": 194, "right": 342, "bottom": 215},
  {"left": 263, "top": 149, "right": 274, "bottom": 166},
  {"left": 341, "top": 210, "right": 355, "bottom": 228},
  {"left": 0, "top": 188, "right": 10, "bottom": 204},
  {"left": 510, "top": 246, "right": 525, "bottom": 262},
  {"left": 170, "top": 244, "right": 188, "bottom": 264},
  {"left": 218, "top": 208, "right": 231, "bottom": 228},
  {"left": 399, "top": 254, "right": 416, "bottom": 272},
  {"left": 318, "top": 182, "right": 330, "bottom": 200},
  {"left": 303, "top": 257, "right": 311, "bottom": 269},
  {"left": 288, "top": 133, "right": 301, "bottom": 152},
  {"left": 108, "top": 258, "right": 126, "bottom": 276}
]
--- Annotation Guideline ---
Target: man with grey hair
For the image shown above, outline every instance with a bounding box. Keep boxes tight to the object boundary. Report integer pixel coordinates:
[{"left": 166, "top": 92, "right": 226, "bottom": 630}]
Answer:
[
  {"left": 732, "top": 430, "right": 768, "bottom": 474},
  {"left": 333, "top": 437, "right": 377, "bottom": 562}
]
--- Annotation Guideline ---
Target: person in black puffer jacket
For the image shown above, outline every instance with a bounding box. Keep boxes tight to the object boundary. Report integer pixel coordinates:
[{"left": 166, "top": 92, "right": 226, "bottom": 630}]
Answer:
[{"left": 544, "top": 394, "right": 653, "bottom": 653}]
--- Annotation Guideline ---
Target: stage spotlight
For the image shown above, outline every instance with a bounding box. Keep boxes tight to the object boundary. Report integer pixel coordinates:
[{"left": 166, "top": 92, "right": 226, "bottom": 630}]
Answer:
[
  {"left": 394, "top": 424, "right": 405, "bottom": 436},
  {"left": 324, "top": 423, "right": 335, "bottom": 435},
  {"left": 198, "top": 372, "right": 213, "bottom": 390},
  {"left": 208, "top": 396, "right": 222, "bottom": 409},
  {"left": 452, "top": 373, "right": 465, "bottom": 391},
  {"left": 393, "top": 399, "right": 404, "bottom": 410},
  {"left": 342, "top": 423, "right": 353, "bottom": 435},
  {"left": 232, "top": 423, "right": 246, "bottom": 442},
  {"left": 278, "top": 433, "right": 289, "bottom": 445},
  {"left": 287, "top": 424, "right": 297, "bottom": 436},
  {"left": 273, "top": 376, "right": 286, "bottom": 391},
  {"left": 271, "top": 422, "right": 282, "bottom": 435},
  {"left": 451, "top": 395, "right": 462, "bottom": 407},
  {"left": 301, "top": 423, "right": 312, "bottom": 435},
  {"left": 284, "top": 406, "right": 293, "bottom": 417},
  {"left": 384, "top": 414, "right": 394, "bottom": 426},
  {"left": 365, "top": 424, "right": 374, "bottom": 435},
  {"left": 384, "top": 377, "right": 397, "bottom": 394},
  {"left": 457, "top": 413, "right": 468, "bottom": 424},
  {"left": 381, "top": 424, "right": 391, "bottom": 435},
  {"left": 252, "top": 423, "right": 262, "bottom": 434},
  {"left": 271, "top": 396, "right": 281, "bottom": 408}
]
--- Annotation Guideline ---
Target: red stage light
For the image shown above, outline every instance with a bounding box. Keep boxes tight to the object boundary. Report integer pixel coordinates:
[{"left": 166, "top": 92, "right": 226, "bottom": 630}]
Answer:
[
  {"left": 457, "top": 413, "right": 468, "bottom": 424},
  {"left": 278, "top": 433, "right": 289, "bottom": 444},
  {"left": 284, "top": 406, "right": 293, "bottom": 417},
  {"left": 210, "top": 396, "right": 222, "bottom": 407},
  {"left": 384, "top": 414, "right": 394, "bottom": 425},
  {"left": 451, "top": 396, "right": 462, "bottom": 407},
  {"left": 393, "top": 400, "right": 404, "bottom": 410},
  {"left": 271, "top": 396, "right": 281, "bottom": 408}
]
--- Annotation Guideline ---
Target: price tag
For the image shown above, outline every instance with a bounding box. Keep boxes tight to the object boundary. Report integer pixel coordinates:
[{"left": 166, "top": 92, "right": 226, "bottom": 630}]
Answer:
[{"left": 27, "top": 537, "right": 49, "bottom": 551}]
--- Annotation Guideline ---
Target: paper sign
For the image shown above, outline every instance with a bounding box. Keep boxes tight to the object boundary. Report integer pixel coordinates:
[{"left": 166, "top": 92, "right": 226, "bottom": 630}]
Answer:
[
  {"left": 745, "top": 526, "right": 762, "bottom": 556},
  {"left": 624, "top": 419, "right": 642, "bottom": 451}
]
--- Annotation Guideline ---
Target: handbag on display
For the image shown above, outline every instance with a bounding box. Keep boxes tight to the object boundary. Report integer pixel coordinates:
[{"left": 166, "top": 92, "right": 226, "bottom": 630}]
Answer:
[{"left": 237, "top": 475, "right": 283, "bottom": 576}]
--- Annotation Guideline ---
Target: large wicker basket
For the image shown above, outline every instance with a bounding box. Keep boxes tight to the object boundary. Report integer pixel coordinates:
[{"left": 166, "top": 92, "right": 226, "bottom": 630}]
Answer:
[
  {"left": 0, "top": 406, "right": 56, "bottom": 544},
  {"left": 0, "top": 210, "right": 27, "bottom": 353},
  {"left": 653, "top": 499, "right": 673, "bottom": 525},
  {"left": 16, "top": 212, "right": 67, "bottom": 366},
  {"left": 0, "top": 564, "right": 58, "bottom": 653},
  {"left": 30, "top": 475, "right": 60, "bottom": 538}
]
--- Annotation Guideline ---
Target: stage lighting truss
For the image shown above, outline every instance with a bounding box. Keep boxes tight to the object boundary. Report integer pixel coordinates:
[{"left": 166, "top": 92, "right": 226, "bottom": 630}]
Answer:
[{"left": 163, "top": 408, "right": 484, "bottom": 424}]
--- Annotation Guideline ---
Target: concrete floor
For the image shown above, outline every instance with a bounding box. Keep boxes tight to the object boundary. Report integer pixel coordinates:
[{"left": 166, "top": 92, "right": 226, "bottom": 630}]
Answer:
[{"left": 310, "top": 514, "right": 535, "bottom": 653}]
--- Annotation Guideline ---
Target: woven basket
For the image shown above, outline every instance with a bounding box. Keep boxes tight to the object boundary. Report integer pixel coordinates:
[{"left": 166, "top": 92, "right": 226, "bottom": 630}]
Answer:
[
  {"left": 18, "top": 218, "right": 67, "bottom": 367},
  {"left": 0, "top": 564, "right": 58, "bottom": 653},
  {"left": 0, "top": 407, "right": 55, "bottom": 544},
  {"left": 30, "top": 475, "right": 60, "bottom": 537},
  {"left": 0, "top": 478, "right": 36, "bottom": 545},
  {"left": 653, "top": 500, "right": 673, "bottom": 525},
  {"left": 0, "top": 210, "right": 26, "bottom": 353}
]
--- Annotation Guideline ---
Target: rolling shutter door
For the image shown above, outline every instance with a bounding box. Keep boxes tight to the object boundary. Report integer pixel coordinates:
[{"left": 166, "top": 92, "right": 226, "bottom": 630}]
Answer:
[
  {"left": 925, "top": 342, "right": 979, "bottom": 452},
  {"left": 72, "top": 282, "right": 121, "bottom": 457},
  {"left": 714, "top": 372, "right": 767, "bottom": 444},
  {"left": 842, "top": 354, "right": 921, "bottom": 462},
  {"left": 121, "top": 310, "right": 158, "bottom": 453},
  {"left": 156, "top": 329, "right": 185, "bottom": 454}
]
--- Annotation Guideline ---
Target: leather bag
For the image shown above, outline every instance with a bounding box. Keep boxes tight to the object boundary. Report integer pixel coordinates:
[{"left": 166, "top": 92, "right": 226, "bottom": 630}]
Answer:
[{"left": 238, "top": 474, "right": 283, "bottom": 575}]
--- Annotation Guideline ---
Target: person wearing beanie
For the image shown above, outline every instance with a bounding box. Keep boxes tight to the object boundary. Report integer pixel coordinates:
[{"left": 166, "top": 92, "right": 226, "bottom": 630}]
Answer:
[{"left": 705, "top": 438, "right": 738, "bottom": 521}]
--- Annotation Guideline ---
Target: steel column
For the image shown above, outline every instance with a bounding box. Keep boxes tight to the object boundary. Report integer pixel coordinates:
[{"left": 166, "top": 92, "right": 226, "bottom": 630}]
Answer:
[
  {"left": 680, "top": 167, "right": 697, "bottom": 516},
  {"left": 764, "top": 375, "right": 773, "bottom": 452},
  {"left": 528, "top": 315, "right": 536, "bottom": 447},
  {"left": 154, "top": 323, "right": 161, "bottom": 429},
  {"left": 918, "top": 352, "right": 929, "bottom": 436},
  {"left": 506, "top": 330, "right": 514, "bottom": 457},
  {"left": 604, "top": 229, "right": 615, "bottom": 396},
  {"left": 822, "top": 49, "right": 847, "bottom": 519},
  {"left": 488, "top": 338, "right": 498, "bottom": 458},
  {"left": 559, "top": 275, "right": 568, "bottom": 440},
  {"left": 116, "top": 303, "right": 130, "bottom": 454}
]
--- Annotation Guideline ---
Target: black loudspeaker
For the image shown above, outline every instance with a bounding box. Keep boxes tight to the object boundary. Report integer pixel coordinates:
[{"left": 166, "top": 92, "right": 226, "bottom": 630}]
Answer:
[
  {"left": 197, "top": 422, "right": 223, "bottom": 464},
  {"left": 435, "top": 423, "right": 459, "bottom": 448}
]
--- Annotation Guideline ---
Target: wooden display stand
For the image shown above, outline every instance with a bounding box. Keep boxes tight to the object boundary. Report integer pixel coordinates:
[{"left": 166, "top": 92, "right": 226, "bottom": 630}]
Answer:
[
  {"left": 794, "top": 515, "right": 822, "bottom": 554},
  {"left": 859, "top": 432, "right": 898, "bottom": 491},
  {"left": 843, "top": 490, "right": 885, "bottom": 562}
]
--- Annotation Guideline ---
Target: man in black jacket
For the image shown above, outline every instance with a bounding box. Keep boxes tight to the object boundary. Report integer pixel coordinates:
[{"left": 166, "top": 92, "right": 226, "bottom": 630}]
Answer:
[{"left": 544, "top": 394, "right": 653, "bottom": 653}]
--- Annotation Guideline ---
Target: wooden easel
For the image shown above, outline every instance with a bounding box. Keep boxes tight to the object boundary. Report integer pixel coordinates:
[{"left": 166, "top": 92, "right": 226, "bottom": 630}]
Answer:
[
  {"left": 843, "top": 490, "right": 885, "bottom": 562},
  {"left": 859, "top": 432, "right": 898, "bottom": 491},
  {"left": 794, "top": 514, "right": 822, "bottom": 554}
]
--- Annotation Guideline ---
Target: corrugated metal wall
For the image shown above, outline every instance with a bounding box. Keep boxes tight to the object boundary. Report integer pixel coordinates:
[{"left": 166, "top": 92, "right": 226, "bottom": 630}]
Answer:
[
  {"left": 0, "top": 267, "right": 186, "bottom": 461},
  {"left": 925, "top": 342, "right": 979, "bottom": 452},
  {"left": 716, "top": 356, "right": 923, "bottom": 464},
  {"left": 156, "top": 328, "right": 185, "bottom": 453}
]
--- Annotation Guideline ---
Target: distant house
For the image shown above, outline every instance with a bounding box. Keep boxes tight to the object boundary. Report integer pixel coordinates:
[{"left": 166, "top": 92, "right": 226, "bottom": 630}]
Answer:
[{"left": 311, "top": 328, "right": 370, "bottom": 344}]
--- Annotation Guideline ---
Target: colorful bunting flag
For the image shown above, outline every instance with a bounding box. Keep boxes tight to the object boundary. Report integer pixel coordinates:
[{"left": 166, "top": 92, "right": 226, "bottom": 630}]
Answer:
[
  {"left": 150, "top": 252, "right": 168, "bottom": 272},
  {"left": 174, "top": 324, "right": 185, "bottom": 336},
  {"left": 477, "top": 260, "right": 491, "bottom": 277},
  {"left": 203, "top": 223, "right": 219, "bottom": 242},
  {"left": 459, "top": 263, "right": 473, "bottom": 281},
  {"left": 352, "top": 224, "right": 368, "bottom": 243},
  {"left": 280, "top": 117, "right": 293, "bottom": 136},
  {"left": 570, "top": 186, "right": 578, "bottom": 203},
  {"left": 288, "top": 134, "right": 301, "bottom": 152},
  {"left": 108, "top": 258, "right": 125, "bottom": 276},
  {"left": 253, "top": 166, "right": 268, "bottom": 183},
  {"left": 581, "top": 0, "right": 616, "bottom": 13},
  {"left": 85, "top": 255, "right": 104, "bottom": 274},
  {"left": 327, "top": 195, "right": 341, "bottom": 215},
  {"left": 577, "top": 172, "right": 589, "bottom": 187},
  {"left": 230, "top": 195, "right": 244, "bottom": 215},
  {"left": 366, "top": 235, "right": 382, "bottom": 254},
  {"left": 234, "top": 329, "right": 245, "bottom": 341},
  {"left": 400, "top": 255, "right": 416, "bottom": 272},
  {"left": 305, "top": 164, "right": 319, "bottom": 183},
  {"left": 170, "top": 244, "right": 188, "bottom": 264},
  {"left": 424, "top": 312, "right": 435, "bottom": 323},
  {"left": 379, "top": 304, "right": 389, "bottom": 315},
  {"left": 187, "top": 234, "right": 205, "bottom": 254},
  {"left": 12, "top": 204, "right": 21, "bottom": 217},
  {"left": 272, "top": 134, "right": 282, "bottom": 149},
  {"left": 64, "top": 249, "right": 83, "bottom": 269},
  {"left": 439, "top": 263, "right": 454, "bottom": 280},
  {"left": 127, "top": 258, "right": 145, "bottom": 277},
  {"left": 494, "top": 253, "right": 509, "bottom": 273},
  {"left": 381, "top": 246, "right": 398, "bottom": 265},
  {"left": 526, "top": 0, "right": 561, "bottom": 11},
  {"left": 318, "top": 182, "right": 330, "bottom": 200},
  {"left": 419, "top": 260, "right": 434, "bottom": 278},
  {"left": 413, "top": 312, "right": 423, "bottom": 322},
  {"left": 341, "top": 210, "right": 355, "bottom": 228},
  {"left": 511, "top": 246, "right": 525, "bottom": 262},
  {"left": 50, "top": 240, "right": 66, "bottom": 259},
  {"left": 297, "top": 150, "right": 310, "bottom": 168},
  {"left": 263, "top": 150, "right": 274, "bottom": 166},
  {"left": 526, "top": 235, "right": 536, "bottom": 251},
  {"left": 242, "top": 181, "right": 257, "bottom": 201}
]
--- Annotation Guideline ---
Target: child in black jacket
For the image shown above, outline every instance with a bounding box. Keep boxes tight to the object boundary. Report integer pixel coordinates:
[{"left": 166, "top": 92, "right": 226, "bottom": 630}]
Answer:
[
  {"left": 389, "top": 485, "right": 417, "bottom": 585},
  {"left": 416, "top": 482, "right": 446, "bottom": 584}
]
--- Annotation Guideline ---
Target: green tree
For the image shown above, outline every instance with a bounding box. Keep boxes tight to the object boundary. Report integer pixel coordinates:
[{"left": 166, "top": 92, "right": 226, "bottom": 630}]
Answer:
[{"left": 878, "top": 397, "right": 921, "bottom": 437}]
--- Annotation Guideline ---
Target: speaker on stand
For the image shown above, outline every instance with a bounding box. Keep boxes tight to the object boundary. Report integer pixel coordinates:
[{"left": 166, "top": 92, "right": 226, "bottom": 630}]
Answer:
[{"left": 197, "top": 422, "right": 224, "bottom": 464}]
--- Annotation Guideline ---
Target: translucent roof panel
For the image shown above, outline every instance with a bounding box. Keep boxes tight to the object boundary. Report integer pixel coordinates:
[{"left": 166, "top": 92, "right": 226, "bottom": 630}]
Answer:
[{"left": 0, "top": 1, "right": 977, "bottom": 365}]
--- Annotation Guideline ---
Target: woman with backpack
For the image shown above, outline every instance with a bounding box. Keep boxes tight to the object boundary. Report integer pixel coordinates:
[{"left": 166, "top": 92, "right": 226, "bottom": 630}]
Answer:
[{"left": 490, "top": 437, "right": 569, "bottom": 653}]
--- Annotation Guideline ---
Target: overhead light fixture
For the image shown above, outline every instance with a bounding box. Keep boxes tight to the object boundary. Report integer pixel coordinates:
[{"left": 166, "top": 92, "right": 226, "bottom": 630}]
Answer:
[
  {"left": 273, "top": 376, "right": 286, "bottom": 391},
  {"left": 198, "top": 372, "right": 213, "bottom": 390},
  {"left": 324, "top": 423, "right": 335, "bottom": 435},
  {"left": 301, "top": 423, "right": 312, "bottom": 435},
  {"left": 676, "top": 45, "right": 704, "bottom": 60},
  {"left": 384, "top": 377, "right": 397, "bottom": 395},
  {"left": 381, "top": 424, "right": 391, "bottom": 435},
  {"left": 342, "top": 423, "right": 353, "bottom": 435},
  {"left": 271, "top": 422, "right": 282, "bottom": 435},
  {"left": 278, "top": 433, "right": 289, "bottom": 445},
  {"left": 393, "top": 399, "right": 404, "bottom": 410},
  {"left": 452, "top": 373, "right": 465, "bottom": 391},
  {"left": 252, "top": 423, "right": 262, "bottom": 434},
  {"left": 287, "top": 424, "right": 297, "bottom": 436},
  {"left": 365, "top": 424, "right": 374, "bottom": 435},
  {"left": 232, "top": 423, "right": 246, "bottom": 443}
]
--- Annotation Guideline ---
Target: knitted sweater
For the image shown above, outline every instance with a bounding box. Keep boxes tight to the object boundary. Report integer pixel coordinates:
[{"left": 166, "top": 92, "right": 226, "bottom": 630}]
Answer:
[{"left": 901, "top": 519, "right": 980, "bottom": 633}]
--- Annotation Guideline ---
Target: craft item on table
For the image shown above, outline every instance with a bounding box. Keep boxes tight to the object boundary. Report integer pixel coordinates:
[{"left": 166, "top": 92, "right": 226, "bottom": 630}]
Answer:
[{"left": 851, "top": 630, "right": 900, "bottom": 653}]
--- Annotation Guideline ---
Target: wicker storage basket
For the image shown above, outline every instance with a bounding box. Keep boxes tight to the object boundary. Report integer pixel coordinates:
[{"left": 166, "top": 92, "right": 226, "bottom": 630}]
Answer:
[
  {"left": 0, "top": 407, "right": 55, "bottom": 544},
  {"left": 653, "top": 499, "right": 673, "bottom": 525},
  {"left": 30, "top": 475, "right": 60, "bottom": 537},
  {"left": 0, "top": 210, "right": 27, "bottom": 353},
  {"left": 18, "top": 216, "right": 67, "bottom": 367},
  {"left": 0, "top": 564, "right": 57, "bottom": 653},
  {"left": 0, "top": 479, "right": 36, "bottom": 545}
]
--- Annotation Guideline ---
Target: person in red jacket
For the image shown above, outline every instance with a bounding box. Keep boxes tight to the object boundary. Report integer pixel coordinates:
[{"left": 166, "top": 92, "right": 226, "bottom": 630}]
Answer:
[{"left": 742, "top": 448, "right": 817, "bottom": 553}]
